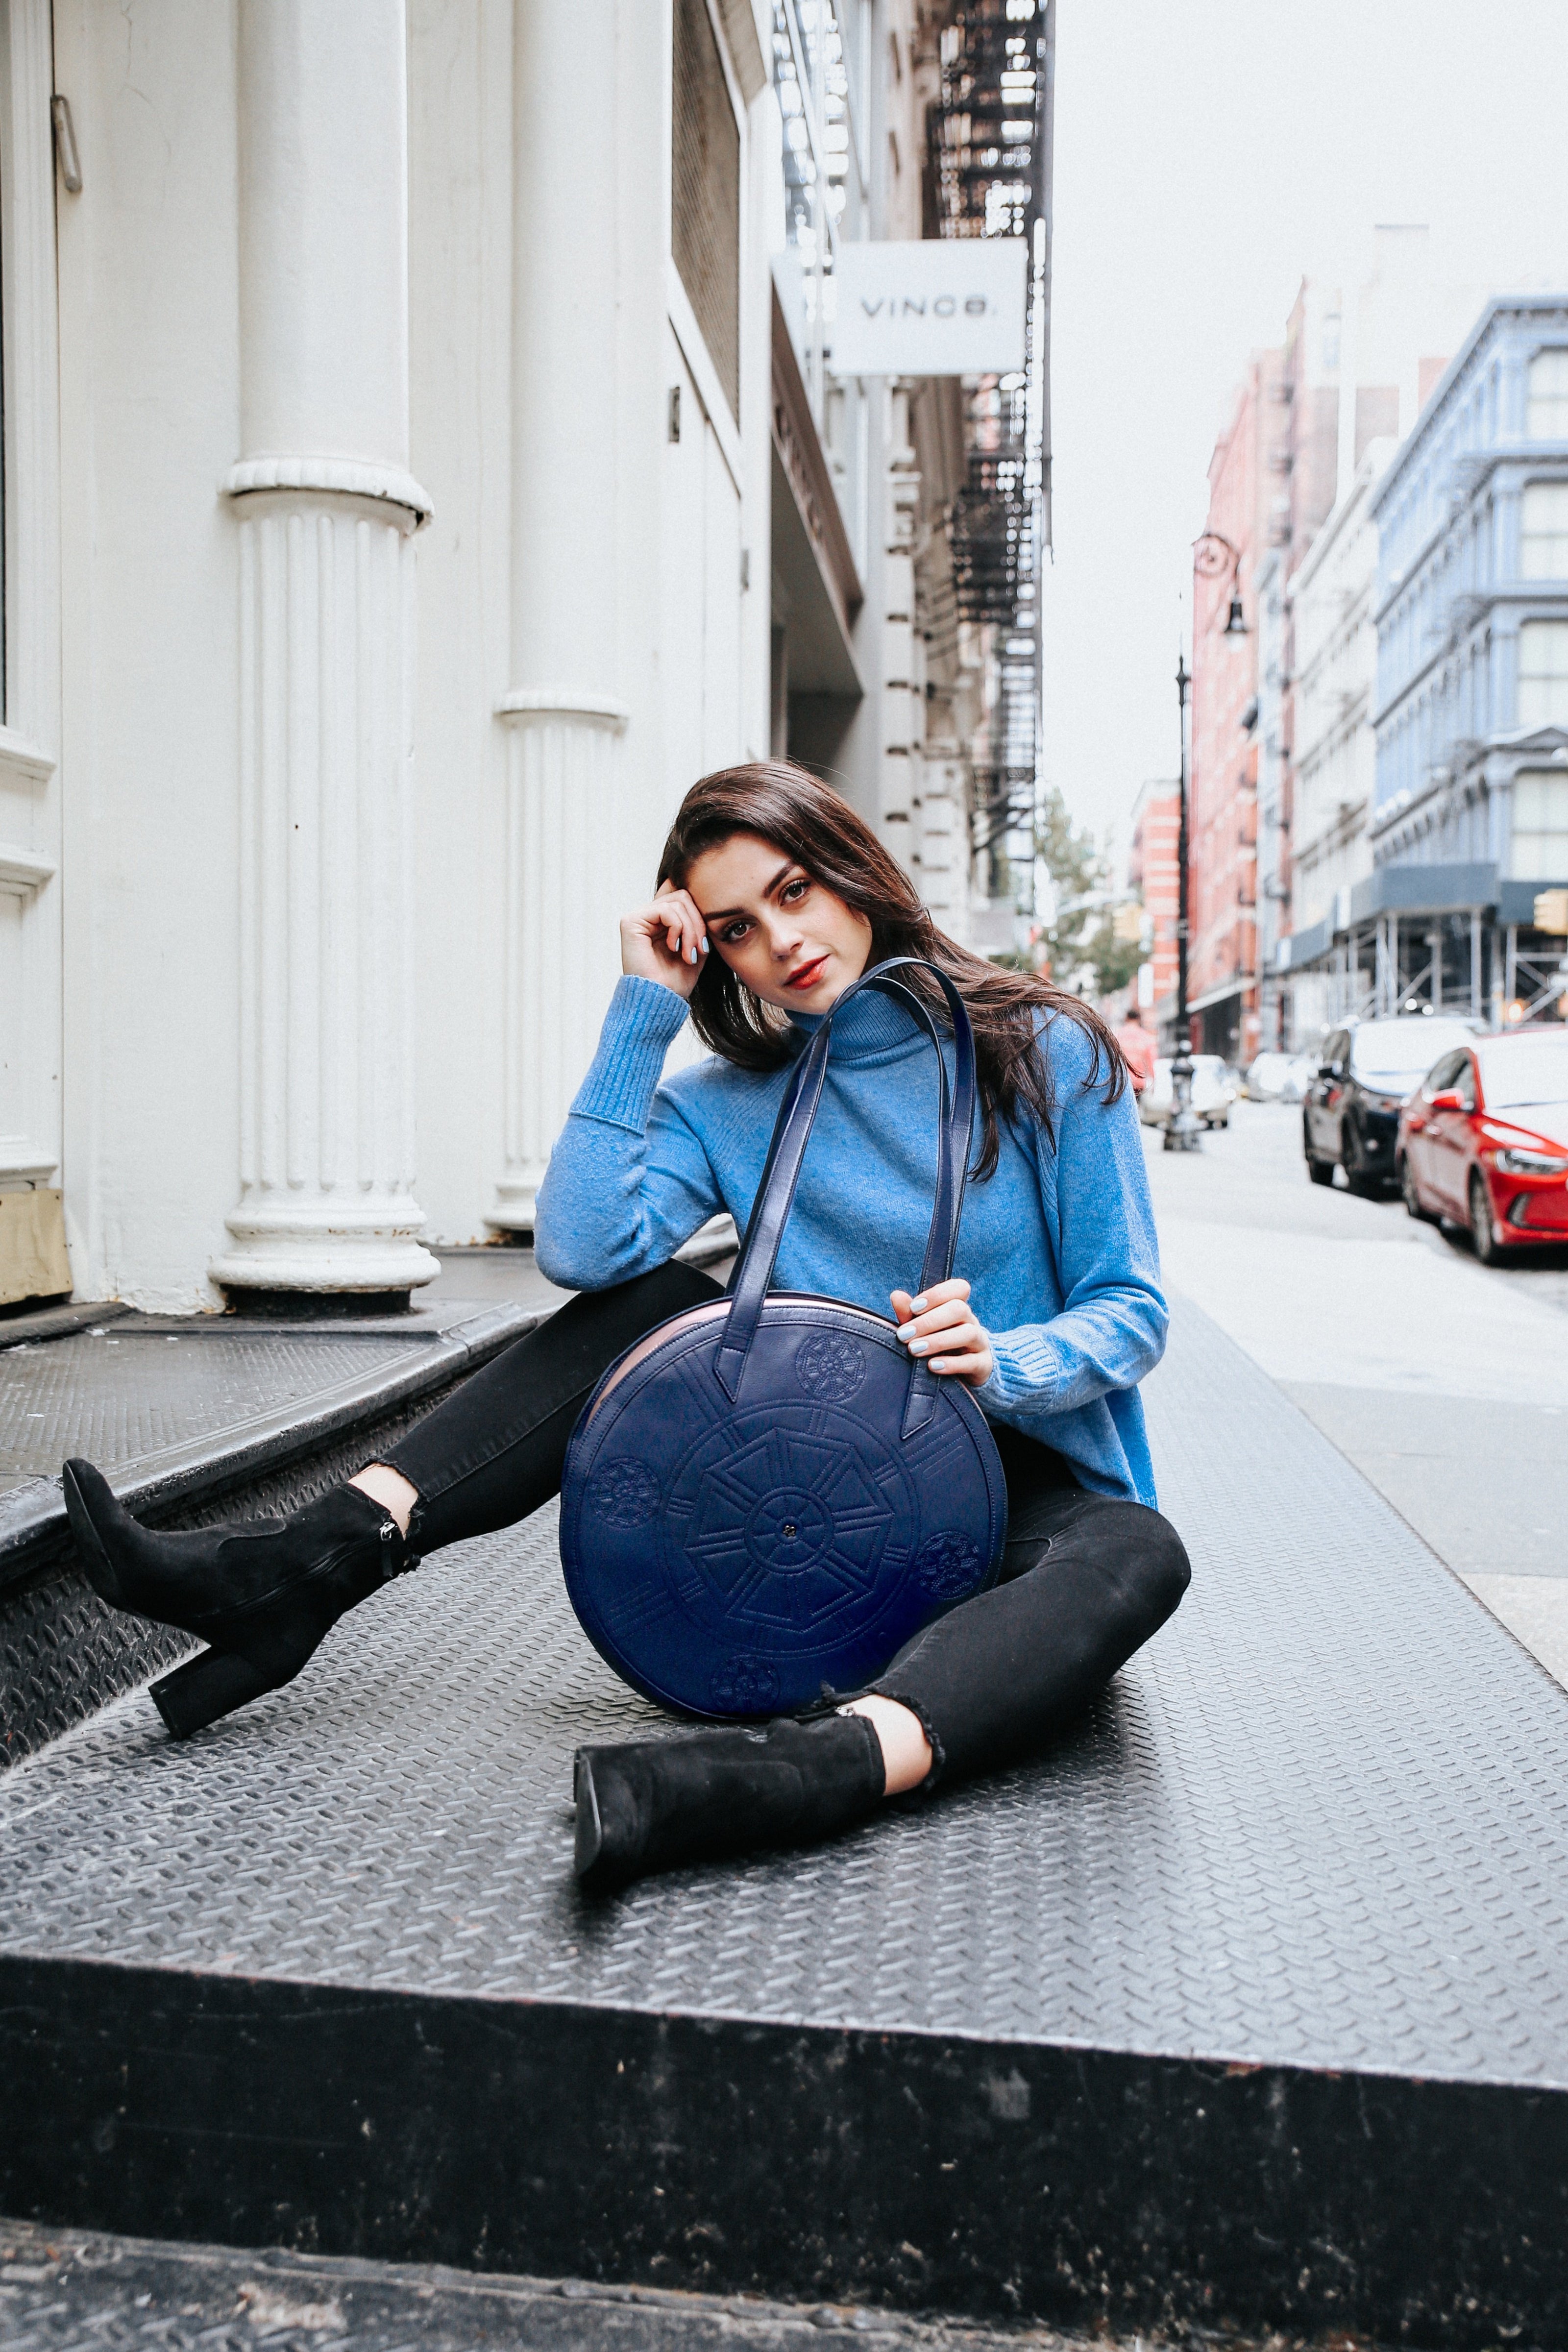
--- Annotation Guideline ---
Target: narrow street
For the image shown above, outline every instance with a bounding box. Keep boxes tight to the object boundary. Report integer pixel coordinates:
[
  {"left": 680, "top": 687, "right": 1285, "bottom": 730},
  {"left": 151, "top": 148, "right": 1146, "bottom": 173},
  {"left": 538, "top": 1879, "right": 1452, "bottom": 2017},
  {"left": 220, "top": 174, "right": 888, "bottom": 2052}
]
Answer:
[{"left": 1146, "top": 1097, "right": 1568, "bottom": 1683}]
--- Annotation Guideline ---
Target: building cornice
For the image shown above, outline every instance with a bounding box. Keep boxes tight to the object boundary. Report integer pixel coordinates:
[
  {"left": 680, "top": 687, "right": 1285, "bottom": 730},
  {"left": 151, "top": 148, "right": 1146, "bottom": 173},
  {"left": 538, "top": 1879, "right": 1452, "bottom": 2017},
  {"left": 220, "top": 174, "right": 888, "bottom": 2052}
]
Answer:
[
  {"left": 1369, "top": 724, "right": 1568, "bottom": 851},
  {"left": 0, "top": 841, "right": 55, "bottom": 891},
  {"left": 1368, "top": 771, "right": 1447, "bottom": 843},
  {"left": 1372, "top": 584, "right": 1568, "bottom": 733}
]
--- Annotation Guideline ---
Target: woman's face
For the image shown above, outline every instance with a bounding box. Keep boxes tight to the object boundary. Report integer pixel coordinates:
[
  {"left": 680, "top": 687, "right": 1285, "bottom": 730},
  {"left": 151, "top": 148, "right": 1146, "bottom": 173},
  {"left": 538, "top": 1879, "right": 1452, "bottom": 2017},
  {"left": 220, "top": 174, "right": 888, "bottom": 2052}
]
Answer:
[{"left": 683, "top": 832, "right": 873, "bottom": 1015}]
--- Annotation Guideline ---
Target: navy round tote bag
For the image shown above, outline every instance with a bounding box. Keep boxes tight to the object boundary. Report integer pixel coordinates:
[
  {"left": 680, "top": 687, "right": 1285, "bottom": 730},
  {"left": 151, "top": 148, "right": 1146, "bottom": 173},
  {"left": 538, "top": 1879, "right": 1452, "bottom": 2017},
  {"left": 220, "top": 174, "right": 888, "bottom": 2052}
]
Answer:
[{"left": 559, "top": 956, "right": 1008, "bottom": 1719}]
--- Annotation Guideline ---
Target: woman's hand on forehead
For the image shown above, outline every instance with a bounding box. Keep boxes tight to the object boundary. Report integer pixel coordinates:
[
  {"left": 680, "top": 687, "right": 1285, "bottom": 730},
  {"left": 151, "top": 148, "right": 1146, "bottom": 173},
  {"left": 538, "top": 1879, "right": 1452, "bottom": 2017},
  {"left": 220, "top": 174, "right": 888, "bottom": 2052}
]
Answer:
[{"left": 620, "top": 881, "right": 711, "bottom": 1001}]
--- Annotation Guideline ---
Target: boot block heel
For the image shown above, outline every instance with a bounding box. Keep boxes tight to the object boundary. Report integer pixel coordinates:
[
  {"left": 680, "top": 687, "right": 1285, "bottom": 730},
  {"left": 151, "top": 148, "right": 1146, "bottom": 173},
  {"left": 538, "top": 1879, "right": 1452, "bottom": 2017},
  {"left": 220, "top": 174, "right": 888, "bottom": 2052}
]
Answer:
[{"left": 149, "top": 1646, "right": 275, "bottom": 1739}]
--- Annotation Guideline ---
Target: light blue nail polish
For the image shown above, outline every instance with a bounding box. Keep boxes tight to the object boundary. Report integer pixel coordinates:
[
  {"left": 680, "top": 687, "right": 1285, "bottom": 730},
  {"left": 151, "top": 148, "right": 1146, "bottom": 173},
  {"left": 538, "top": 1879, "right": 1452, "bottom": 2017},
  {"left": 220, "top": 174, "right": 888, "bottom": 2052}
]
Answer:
[
  {"left": 909, "top": 1338, "right": 927, "bottom": 1354},
  {"left": 910, "top": 1296, "right": 928, "bottom": 1313},
  {"left": 701, "top": 936, "right": 709, "bottom": 952}
]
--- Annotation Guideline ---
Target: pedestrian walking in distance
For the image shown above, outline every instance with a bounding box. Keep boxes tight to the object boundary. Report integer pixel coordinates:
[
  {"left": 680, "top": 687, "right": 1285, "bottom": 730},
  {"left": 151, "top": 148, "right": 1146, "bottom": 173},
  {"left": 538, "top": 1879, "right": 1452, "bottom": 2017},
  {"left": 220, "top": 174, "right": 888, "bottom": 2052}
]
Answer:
[
  {"left": 62, "top": 762, "right": 1189, "bottom": 1890},
  {"left": 1115, "top": 1004, "right": 1158, "bottom": 1095}
]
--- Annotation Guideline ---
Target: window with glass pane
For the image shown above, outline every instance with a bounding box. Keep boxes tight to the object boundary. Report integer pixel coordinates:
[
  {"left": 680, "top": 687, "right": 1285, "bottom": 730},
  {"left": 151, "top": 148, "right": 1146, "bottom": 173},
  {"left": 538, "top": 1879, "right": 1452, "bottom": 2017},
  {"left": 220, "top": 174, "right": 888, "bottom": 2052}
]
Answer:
[
  {"left": 1527, "top": 349, "right": 1568, "bottom": 440},
  {"left": 1517, "top": 619, "right": 1568, "bottom": 727},
  {"left": 1521, "top": 482, "right": 1568, "bottom": 578},
  {"left": 1511, "top": 770, "right": 1568, "bottom": 880}
]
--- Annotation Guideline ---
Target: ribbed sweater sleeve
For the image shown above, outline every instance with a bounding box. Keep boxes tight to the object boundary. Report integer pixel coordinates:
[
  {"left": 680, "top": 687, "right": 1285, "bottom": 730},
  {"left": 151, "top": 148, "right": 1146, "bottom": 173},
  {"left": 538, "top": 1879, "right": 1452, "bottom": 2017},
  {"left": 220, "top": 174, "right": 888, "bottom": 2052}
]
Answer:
[
  {"left": 534, "top": 976, "right": 724, "bottom": 1290},
  {"left": 975, "top": 1017, "right": 1168, "bottom": 1423}
]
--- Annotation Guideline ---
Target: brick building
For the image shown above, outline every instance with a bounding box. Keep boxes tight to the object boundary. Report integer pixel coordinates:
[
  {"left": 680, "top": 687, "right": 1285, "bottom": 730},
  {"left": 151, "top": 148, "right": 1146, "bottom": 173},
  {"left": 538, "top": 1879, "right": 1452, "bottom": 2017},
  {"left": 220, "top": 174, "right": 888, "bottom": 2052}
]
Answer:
[
  {"left": 1187, "top": 351, "right": 1281, "bottom": 1063},
  {"left": 1127, "top": 777, "right": 1180, "bottom": 1041}
]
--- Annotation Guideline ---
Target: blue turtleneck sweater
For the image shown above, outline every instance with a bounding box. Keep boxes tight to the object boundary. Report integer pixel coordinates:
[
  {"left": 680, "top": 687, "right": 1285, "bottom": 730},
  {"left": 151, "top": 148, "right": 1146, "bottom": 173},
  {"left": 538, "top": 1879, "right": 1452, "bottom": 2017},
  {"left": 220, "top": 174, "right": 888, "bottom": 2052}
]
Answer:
[{"left": 534, "top": 976, "right": 1167, "bottom": 1506}]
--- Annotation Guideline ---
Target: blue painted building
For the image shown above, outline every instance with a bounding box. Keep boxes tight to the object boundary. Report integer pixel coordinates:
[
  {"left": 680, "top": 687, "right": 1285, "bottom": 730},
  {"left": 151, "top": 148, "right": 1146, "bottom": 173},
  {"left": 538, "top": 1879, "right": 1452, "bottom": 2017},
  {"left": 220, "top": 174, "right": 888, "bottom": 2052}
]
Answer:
[
  {"left": 1286, "top": 299, "right": 1568, "bottom": 1020},
  {"left": 1360, "top": 298, "right": 1568, "bottom": 1019}
]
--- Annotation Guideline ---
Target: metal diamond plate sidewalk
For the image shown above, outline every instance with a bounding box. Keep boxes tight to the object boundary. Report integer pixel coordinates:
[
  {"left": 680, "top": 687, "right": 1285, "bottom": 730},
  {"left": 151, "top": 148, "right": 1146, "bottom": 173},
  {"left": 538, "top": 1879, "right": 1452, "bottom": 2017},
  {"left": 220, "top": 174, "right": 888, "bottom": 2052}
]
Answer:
[
  {"left": 2, "top": 1299, "right": 1567, "bottom": 2343},
  {"left": 0, "top": 2217, "right": 1086, "bottom": 2352}
]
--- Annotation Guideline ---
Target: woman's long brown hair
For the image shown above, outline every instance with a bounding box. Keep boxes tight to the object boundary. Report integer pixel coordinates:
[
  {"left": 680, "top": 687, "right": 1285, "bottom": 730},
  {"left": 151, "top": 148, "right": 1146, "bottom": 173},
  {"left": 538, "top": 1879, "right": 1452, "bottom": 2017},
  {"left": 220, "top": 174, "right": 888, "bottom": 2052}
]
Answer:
[{"left": 657, "top": 760, "right": 1127, "bottom": 1178}]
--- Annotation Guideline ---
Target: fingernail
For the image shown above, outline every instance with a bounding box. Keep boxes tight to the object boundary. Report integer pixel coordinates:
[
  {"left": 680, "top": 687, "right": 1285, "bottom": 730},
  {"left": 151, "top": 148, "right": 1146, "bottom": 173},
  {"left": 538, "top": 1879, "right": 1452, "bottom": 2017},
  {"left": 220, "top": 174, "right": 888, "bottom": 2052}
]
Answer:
[
  {"left": 701, "top": 936, "right": 709, "bottom": 953},
  {"left": 910, "top": 1297, "right": 929, "bottom": 1313},
  {"left": 908, "top": 1339, "right": 927, "bottom": 1355}
]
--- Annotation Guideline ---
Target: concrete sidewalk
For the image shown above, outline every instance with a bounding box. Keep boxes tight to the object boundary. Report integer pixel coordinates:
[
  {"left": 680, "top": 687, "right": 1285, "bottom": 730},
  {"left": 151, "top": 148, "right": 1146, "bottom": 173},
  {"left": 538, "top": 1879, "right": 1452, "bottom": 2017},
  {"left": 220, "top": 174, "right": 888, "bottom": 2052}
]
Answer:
[{"left": 1146, "top": 1103, "right": 1568, "bottom": 1686}]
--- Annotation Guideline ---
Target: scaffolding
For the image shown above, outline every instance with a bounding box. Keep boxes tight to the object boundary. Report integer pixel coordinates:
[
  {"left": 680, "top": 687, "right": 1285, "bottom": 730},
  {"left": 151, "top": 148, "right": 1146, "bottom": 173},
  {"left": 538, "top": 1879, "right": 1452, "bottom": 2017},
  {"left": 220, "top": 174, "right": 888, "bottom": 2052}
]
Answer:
[
  {"left": 924, "top": 0, "right": 1053, "bottom": 893},
  {"left": 1293, "top": 911, "right": 1568, "bottom": 1039}
]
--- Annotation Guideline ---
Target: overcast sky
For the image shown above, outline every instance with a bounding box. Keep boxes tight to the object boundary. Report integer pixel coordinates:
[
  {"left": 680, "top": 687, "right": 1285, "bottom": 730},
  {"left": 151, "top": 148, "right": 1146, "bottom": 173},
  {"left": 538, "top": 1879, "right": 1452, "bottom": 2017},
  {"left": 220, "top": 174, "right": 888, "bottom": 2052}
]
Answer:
[{"left": 1040, "top": 0, "right": 1568, "bottom": 869}]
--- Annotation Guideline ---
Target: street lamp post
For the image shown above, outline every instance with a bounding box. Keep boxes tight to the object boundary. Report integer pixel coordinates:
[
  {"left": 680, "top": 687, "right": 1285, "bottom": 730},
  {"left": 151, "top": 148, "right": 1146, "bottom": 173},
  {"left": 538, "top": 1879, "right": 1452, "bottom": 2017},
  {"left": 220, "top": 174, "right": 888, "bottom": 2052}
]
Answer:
[
  {"left": 1166, "top": 652, "right": 1202, "bottom": 1152},
  {"left": 1164, "top": 531, "right": 1247, "bottom": 1155}
]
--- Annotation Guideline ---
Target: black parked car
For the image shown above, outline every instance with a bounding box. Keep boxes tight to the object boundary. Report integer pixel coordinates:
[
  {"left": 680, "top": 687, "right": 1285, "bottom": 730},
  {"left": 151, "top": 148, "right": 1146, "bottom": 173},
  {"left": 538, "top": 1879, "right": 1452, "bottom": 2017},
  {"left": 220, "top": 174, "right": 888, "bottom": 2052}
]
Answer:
[{"left": 1303, "top": 1015, "right": 1482, "bottom": 1194}]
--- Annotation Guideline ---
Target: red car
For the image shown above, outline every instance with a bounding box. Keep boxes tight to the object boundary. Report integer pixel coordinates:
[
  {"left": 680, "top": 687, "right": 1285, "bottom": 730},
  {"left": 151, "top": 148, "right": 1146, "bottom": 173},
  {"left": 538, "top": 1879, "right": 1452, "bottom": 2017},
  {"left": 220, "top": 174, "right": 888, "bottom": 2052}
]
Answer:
[{"left": 1397, "top": 1029, "right": 1568, "bottom": 1263}]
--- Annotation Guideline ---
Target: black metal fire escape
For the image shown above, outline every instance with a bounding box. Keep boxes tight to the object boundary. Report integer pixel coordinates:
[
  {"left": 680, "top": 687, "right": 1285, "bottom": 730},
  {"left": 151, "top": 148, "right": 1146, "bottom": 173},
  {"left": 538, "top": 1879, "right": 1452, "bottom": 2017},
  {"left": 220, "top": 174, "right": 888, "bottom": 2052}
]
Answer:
[{"left": 925, "top": 0, "right": 1054, "bottom": 880}]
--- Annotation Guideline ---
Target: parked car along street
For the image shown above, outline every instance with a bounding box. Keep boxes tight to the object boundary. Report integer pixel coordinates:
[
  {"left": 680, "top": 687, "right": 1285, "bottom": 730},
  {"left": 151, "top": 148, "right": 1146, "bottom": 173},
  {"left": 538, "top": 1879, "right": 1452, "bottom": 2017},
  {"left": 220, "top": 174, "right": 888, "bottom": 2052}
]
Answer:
[
  {"left": 1397, "top": 1029, "right": 1568, "bottom": 1263},
  {"left": 1245, "top": 1050, "right": 1318, "bottom": 1103},
  {"left": 1140, "top": 1055, "right": 1237, "bottom": 1131},
  {"left": 1303, "top": 1015, "right": 1480, "bottom": 1194}
]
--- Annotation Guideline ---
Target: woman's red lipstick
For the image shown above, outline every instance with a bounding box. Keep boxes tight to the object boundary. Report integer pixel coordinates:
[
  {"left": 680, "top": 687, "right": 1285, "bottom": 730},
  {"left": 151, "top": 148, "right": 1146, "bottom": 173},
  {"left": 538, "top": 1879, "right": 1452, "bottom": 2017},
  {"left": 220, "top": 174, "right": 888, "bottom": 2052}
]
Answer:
[{"left": 785, "top": 953, "right": 829, "bottom": 991}]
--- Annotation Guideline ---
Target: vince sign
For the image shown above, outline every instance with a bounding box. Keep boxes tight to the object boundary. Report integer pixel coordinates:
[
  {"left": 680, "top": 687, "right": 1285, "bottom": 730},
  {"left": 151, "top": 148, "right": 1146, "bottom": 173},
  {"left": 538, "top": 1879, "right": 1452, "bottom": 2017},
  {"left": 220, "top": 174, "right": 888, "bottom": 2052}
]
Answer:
[{"left": 831, "top": 240, "right": 1028, "bottom": 376}]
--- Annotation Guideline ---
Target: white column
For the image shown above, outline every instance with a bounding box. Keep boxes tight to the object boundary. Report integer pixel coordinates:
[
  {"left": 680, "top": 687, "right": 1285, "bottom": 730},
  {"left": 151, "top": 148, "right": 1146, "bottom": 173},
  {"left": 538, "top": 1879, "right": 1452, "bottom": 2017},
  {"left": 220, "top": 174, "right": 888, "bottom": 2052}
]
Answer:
[
  {"left": 212, "top": 0, "right": 438, "bottom": 1296},
  {"left": 490, "top": 0, "right": 628, "bottom": 1230},
  {"left": 492, "top": 690, "right": 630, "bottom": 1225}
]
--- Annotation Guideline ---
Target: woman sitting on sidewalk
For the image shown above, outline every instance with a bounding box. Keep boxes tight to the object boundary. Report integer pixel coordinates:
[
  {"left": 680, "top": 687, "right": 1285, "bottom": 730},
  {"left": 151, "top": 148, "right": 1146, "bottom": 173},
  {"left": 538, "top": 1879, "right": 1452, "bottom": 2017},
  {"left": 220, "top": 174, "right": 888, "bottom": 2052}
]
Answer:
[{"left": 63, "top": 761, "right": 1189, "bottom": 1890}]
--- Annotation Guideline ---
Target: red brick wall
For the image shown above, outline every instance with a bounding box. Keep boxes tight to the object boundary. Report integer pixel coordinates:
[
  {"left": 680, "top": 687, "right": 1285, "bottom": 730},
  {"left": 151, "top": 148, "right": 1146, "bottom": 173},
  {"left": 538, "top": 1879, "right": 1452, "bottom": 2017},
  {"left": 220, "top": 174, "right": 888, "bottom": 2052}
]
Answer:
[
  {"left": 1129, "top": 783, "right": 1180, "bottom": 1029},
  {"left": 1189, "top": 354, "right": 1276, "bottom": 1060}
]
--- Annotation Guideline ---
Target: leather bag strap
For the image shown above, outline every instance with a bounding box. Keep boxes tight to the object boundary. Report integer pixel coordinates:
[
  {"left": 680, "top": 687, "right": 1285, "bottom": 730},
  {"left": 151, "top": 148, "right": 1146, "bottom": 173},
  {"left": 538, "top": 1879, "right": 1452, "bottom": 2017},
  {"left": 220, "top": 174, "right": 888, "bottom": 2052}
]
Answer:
[{"left": 716, "top": 956, "right": 978, "bottom": 1437}]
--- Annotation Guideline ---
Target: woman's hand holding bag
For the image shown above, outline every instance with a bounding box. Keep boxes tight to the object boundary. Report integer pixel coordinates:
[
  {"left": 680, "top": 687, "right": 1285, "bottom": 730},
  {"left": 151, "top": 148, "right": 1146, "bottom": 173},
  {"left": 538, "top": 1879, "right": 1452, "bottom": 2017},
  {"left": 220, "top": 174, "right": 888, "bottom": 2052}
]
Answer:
[{"left": 892, "top": 1276, "right": 994, "bottom": 1387}]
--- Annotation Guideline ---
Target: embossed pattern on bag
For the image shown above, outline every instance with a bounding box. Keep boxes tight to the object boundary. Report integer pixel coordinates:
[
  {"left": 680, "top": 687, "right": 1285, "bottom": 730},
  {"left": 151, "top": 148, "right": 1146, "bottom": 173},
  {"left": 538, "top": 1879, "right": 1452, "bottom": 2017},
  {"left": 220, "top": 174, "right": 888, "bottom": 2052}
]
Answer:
[{"left": 559, "top": 959, "right": 1007, "bottom": 1718}]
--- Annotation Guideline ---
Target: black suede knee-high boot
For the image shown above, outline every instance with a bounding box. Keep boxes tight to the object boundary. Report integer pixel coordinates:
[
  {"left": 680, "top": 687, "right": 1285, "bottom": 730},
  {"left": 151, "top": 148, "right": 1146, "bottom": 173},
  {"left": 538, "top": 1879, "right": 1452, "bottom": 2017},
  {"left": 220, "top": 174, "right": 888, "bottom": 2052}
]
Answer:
[
  {"left": 572, "top": 1713, "right": 886, "bottom": 1893},
  {"left": 62, "top": 1459, "right": 417, "bottom": 1739}
]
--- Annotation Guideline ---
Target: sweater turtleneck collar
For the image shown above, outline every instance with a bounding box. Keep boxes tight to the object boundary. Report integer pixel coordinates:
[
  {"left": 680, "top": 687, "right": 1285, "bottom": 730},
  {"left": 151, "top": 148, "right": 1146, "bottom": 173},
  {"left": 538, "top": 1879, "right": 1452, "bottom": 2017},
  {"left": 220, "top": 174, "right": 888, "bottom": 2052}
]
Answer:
[{"left": 787, "top": 981, "right": 932, "bottom": 1068}]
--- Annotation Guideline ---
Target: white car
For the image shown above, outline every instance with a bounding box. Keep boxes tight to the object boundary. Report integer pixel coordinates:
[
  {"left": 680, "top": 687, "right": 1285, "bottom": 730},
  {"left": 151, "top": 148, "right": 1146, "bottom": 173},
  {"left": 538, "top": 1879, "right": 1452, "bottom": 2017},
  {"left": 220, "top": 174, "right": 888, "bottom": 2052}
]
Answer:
[
  {"left": 1245, "top": 1050, "right": 1317, "bottom": 1103},
  {"left": 1139, "top": 1054, "right": 1236, "bottom": 1130}
]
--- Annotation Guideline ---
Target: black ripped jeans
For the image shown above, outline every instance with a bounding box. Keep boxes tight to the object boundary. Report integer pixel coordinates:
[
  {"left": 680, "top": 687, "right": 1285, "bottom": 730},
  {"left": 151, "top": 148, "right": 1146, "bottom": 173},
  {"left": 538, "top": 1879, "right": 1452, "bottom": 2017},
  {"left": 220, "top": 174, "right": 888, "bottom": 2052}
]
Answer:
[{"left": 386, "top": 1264, "right": 1191, "bottom": 1785}]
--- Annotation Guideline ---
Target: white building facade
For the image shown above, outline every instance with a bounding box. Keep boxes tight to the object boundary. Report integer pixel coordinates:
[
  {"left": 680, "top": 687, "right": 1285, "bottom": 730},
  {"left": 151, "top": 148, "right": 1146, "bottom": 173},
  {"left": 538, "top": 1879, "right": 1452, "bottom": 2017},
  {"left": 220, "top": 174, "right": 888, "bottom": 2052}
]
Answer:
[
  {"left": 1280, "top": 441, "right": 1394, "bottom": 1035},
  {"left": 2, "top": 0, "right": 1042, "bottom": 1314}
]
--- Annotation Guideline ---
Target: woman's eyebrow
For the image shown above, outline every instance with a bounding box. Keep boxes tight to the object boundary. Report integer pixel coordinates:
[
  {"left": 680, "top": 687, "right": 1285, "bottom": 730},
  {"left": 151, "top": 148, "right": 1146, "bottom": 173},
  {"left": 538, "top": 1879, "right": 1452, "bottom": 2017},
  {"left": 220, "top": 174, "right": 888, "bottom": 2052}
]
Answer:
[{"left": 698, "top": 862, "right": 796, "bottom": 922}]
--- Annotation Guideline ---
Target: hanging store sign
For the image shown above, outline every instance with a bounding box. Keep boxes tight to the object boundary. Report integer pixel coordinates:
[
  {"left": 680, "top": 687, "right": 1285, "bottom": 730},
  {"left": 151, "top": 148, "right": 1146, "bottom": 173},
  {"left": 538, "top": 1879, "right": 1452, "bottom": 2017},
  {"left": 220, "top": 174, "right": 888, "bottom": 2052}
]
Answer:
[{"left": 830, "top": 240, "right": 1028, "bottom": 376}]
